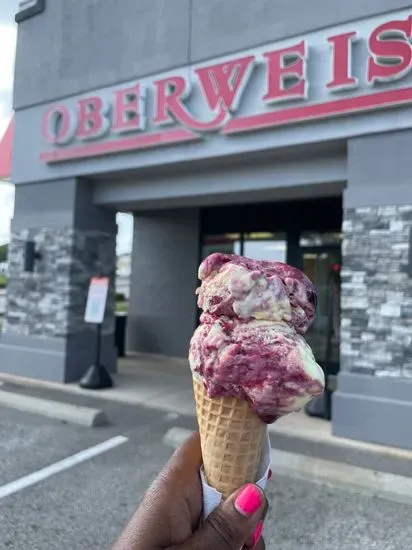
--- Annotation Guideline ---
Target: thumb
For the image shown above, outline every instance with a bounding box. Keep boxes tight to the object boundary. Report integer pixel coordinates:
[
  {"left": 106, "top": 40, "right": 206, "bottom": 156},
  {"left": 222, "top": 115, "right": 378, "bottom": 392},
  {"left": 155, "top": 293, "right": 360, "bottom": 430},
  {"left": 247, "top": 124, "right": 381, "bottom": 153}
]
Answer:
[{"left": 181, "top": 484, "right": 267, "bottom": 550}]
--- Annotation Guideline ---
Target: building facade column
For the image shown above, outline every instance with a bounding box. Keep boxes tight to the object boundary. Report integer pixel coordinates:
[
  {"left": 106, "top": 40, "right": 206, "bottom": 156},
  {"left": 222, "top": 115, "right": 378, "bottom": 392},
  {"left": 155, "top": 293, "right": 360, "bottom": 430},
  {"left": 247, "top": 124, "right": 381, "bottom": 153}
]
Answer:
[
  {"left": 127, "top": 208, "right": 200, "bottom": 358},
  {"left": 0, "top": 178, "right": 118, "bottom": 383},
  {"left": 332, "top": 130, "right": 412, "bottom": 450}
]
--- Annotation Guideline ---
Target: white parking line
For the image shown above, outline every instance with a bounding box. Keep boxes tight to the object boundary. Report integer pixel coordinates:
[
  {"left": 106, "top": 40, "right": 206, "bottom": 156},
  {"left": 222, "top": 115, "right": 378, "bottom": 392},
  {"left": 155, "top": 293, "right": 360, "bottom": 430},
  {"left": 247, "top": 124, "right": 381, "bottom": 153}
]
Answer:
[{"left": 0, "top": 435, "right": 128, "bottom": 500}]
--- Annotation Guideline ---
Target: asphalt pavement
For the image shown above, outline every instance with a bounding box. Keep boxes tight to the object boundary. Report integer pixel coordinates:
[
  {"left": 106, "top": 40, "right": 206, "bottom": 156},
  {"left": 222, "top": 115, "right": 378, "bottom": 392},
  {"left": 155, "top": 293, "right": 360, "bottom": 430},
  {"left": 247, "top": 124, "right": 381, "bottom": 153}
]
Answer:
[{"left": 1, "top": 394, "right": 412, "bottom": 550}]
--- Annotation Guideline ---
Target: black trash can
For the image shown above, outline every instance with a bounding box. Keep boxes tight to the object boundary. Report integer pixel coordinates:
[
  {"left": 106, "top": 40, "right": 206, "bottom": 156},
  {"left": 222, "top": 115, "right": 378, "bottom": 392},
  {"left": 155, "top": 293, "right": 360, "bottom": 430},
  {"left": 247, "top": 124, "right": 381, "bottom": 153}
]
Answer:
[
  {"left": 115, "top": 313, "right": 128, "bottom": 357},
  {"left": 305, "top": 375, "right": 333, "bottom": 420}
]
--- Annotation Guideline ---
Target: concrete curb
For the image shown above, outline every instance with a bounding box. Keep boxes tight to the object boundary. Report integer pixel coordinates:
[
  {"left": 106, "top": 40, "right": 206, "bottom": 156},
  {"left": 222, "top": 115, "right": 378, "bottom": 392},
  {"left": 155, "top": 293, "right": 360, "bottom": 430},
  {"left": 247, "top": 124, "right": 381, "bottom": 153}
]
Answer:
[
  {"left": 0, "top": 372, "right": 197, "bottom": 417},
  {"left": 163, "top": 427, "right": 412, "bottom": 507},
  {"left": 0, "top": 389, "right": 108, "bottom": 428}
]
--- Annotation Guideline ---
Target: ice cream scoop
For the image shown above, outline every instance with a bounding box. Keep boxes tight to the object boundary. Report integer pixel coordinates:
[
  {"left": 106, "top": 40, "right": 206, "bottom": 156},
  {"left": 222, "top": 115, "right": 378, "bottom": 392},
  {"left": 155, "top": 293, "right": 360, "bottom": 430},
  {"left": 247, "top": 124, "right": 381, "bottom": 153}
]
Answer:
[
  {"left": 189, "top": 252, "right": 324, "bottom": 498},
  {"left": 197, "top": 252, "right": 317, "bottom": 334},
  {"left": 190, "top": 313, "right": 325, "bottom": 423}
]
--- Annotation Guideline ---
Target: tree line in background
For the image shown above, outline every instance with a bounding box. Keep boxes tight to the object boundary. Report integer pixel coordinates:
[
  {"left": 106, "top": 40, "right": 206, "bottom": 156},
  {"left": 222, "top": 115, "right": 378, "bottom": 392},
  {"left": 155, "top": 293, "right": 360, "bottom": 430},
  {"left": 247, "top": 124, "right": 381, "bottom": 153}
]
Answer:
[
  {"left": 0, "top": 244, "right": 8, "bottom": 288},
  {"left": 0, "top": 244, "right": 7, "bottom": 263}
]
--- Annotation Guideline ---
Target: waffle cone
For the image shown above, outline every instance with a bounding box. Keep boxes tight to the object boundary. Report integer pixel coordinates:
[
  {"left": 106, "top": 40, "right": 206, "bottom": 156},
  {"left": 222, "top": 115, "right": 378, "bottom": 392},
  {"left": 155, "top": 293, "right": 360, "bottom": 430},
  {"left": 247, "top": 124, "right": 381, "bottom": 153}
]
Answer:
[{"left": 193, "top": 378, "right": 266, "bottom": 499}]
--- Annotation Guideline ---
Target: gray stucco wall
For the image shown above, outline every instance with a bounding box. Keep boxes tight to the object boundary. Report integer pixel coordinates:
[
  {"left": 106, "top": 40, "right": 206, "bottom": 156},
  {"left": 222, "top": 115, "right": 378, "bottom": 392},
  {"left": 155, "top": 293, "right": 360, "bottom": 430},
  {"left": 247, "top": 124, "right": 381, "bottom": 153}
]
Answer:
[
  {"left": 345, "top": 130, "right": 412, "bottom": 209},
  {"left": 94, "top": 149, "right": 346, "bottom": 211},
  {"left": 12, "top": 7, "right": 412, "bottom": 186},
  {"left": 13, "top": 0, "right": 412, "bottom": 109},
  {"left": 127, "top": 209, "right": 200, "bottom": 358}
]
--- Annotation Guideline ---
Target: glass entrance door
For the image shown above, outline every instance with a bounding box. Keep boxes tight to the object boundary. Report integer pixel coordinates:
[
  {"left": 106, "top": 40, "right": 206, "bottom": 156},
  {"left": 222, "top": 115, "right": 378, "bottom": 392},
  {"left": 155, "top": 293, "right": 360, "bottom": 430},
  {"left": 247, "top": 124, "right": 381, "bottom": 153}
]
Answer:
[
  {"left": 200, "top": 230, "right": 342, "bottom": 379},
  {"left": 300, "top": 246, "right": 341, "bottom": 376},
  {"left": 202, "top": 233, "right": 287, "bottom": 263}
]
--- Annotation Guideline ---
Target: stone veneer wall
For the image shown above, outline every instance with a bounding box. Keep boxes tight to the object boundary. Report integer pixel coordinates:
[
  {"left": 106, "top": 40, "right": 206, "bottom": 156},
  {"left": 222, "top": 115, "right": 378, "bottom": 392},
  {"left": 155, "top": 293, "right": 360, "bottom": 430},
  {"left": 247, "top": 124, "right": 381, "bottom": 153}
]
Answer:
[
  {"left": 4, "top": 227, "right": 116, "bottom": 338},
  {"left": 341, "top": 205, "right": 412, "bottom": 378}
]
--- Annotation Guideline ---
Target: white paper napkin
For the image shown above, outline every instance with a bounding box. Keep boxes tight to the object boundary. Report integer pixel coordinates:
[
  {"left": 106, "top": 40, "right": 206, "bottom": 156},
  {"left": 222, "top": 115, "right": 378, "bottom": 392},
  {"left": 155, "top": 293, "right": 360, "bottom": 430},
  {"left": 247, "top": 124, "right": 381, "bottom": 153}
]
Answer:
[{"left": 200, "top": 427, "right": 272, "bottom": 519}]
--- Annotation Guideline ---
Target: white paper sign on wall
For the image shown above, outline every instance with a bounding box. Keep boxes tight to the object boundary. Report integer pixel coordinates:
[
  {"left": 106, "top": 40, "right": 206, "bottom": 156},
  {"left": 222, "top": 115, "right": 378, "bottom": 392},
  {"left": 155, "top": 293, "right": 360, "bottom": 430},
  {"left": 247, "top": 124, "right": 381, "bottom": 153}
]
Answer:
[{"left": 84, "top": 277, "right": 109, "bottom": 324}]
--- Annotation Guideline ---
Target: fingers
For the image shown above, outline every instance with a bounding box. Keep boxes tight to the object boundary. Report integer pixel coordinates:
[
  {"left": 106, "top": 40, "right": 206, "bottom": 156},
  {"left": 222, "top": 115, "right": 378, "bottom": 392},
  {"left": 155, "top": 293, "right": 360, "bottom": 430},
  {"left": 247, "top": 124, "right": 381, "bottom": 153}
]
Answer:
[
  {"left": 155, "top": 431, "right": 202, "bottom": 496},
  {"left": 112, "top": 432, "right": 204, "bottom": 550},
  {"left": 243, "top": 499, "right": 268, "bottom": 548},
  {"left": 163, "top": 432, "right": 202, "bottom": 477},
  {"left": 181, "top": 483, "right": 268, "bottom": 550}
]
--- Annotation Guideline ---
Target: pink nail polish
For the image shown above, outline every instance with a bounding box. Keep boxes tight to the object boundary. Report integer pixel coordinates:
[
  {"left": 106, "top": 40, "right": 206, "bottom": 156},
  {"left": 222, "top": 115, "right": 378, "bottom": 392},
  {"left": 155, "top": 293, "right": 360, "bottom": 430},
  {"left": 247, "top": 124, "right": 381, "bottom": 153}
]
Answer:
[
  {"left": 234, "top": 484, "right": 263, "bottom": 516},
  {"left": 253, "top": 522, "right": 264, "bottom": 547}
]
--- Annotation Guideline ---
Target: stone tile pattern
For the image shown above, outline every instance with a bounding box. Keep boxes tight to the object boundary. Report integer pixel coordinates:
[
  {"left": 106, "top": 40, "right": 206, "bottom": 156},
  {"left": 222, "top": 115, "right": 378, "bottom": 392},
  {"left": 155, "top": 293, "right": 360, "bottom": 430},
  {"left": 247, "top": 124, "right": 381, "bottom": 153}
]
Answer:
[
  {"left": 341, "top": 205, "right": 412, "bottom": 378},
  {"left": 4, "top": 227, "right": 116, "bottom": 338}
]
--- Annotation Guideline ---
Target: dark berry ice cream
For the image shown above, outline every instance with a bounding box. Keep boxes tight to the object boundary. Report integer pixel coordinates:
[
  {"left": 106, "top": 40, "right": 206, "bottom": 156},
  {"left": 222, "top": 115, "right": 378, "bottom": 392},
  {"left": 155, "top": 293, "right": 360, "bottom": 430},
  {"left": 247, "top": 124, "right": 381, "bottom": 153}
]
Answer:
[
  {"left": 197, "top": 253, "right": 317, "bottom": 334},
  {"left": 189, "top": 253, "right": 325, "bottom": 423}
]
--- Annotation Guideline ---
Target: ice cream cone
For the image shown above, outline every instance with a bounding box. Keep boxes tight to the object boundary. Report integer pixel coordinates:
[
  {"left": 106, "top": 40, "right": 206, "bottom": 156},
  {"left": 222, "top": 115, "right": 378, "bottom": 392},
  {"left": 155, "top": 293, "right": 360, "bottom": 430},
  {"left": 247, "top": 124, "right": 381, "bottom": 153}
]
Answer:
[{"left": 193, "top": 378, "right": 266, "bottom": 500}]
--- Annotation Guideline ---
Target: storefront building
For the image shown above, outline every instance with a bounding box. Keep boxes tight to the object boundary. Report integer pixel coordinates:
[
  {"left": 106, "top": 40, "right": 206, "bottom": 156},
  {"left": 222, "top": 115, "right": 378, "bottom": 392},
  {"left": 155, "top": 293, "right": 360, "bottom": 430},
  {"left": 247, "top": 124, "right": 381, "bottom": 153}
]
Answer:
[{"left": 1, "top": 1, "right": 412, "bottom": 450}]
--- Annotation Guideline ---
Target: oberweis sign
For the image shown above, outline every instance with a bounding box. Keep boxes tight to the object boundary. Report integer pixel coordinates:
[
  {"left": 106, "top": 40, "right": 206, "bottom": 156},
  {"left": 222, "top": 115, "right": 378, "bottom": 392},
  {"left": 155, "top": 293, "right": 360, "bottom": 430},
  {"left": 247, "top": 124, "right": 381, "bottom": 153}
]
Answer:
[{"left": 41, "top": 14, "right": 412, "bottom": 164}]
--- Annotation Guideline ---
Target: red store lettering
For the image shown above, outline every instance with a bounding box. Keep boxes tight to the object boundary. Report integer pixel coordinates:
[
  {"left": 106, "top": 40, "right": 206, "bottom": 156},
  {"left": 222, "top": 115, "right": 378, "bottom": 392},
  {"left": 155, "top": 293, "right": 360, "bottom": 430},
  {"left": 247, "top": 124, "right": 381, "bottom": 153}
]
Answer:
[{"left": 42, "top": 15, "right": 412, "bottom": 148}]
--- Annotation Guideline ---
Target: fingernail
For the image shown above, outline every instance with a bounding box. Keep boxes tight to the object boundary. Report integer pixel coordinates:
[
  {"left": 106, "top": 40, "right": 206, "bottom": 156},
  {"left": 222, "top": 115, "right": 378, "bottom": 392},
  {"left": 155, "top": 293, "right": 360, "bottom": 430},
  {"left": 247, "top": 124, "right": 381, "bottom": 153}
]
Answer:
[
  {"left": 234, "top": 484, "right": 263, "bottom": 516},
  {"left": 268, "top": 468, "right": 273, "bottom": 480},
  {"left": 253, "top": 521, "right": 264, "bottom": 547}
]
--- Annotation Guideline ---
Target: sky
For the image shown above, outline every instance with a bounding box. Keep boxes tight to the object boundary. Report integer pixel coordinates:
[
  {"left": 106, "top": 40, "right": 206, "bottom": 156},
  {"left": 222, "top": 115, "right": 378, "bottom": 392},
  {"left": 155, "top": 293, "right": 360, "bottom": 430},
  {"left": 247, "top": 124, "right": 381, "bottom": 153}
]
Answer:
[
  {"left": 0, "top": 0, "right": 133, "bottom": 253},
  {"left": 0, "top": 0, "right": 17, "bottom": 245}
]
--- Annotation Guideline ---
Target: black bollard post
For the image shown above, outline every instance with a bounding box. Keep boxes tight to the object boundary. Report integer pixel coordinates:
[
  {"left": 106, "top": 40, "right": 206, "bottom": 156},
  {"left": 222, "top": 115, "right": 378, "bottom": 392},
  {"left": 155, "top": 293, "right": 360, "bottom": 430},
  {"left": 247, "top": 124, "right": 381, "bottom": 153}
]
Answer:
[{"left": 79, "top": 323, "right": 113, "bottom": 389}]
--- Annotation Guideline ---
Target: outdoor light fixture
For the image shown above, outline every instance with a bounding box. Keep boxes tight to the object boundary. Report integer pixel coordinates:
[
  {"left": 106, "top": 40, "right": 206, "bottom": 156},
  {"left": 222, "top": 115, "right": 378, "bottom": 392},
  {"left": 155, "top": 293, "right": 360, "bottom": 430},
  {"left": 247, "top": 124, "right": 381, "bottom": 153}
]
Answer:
[
  {"left": 15, "top": 0, "right": 45, "bottom": 23},
  {"left": 24, "top": 240, "right": 42, "bottom": 273}
]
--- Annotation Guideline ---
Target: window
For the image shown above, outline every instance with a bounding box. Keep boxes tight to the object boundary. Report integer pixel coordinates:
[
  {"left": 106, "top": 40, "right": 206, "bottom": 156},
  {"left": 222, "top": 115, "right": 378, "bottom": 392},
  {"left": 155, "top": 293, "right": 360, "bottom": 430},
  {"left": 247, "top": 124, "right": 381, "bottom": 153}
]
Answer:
[
  {"left": 202, "top": 234, "right": 241, "bottom": 260},
  {"left": 299, "top": 232, "right": 343, "bottom": 247},
  {"left": 243, "top": 232, "right": 287, "bottom": 263}
]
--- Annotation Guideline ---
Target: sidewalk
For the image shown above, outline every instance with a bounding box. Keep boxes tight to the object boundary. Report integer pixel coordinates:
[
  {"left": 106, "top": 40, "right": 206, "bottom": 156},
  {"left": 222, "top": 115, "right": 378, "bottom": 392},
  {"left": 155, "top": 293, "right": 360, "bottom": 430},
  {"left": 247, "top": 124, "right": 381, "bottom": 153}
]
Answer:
[
  {"left": 1, "top": 353, "right": 412, "bottom": 477},
  {"left": 0, "top": 353, "right": 197, "bottom": 416}
]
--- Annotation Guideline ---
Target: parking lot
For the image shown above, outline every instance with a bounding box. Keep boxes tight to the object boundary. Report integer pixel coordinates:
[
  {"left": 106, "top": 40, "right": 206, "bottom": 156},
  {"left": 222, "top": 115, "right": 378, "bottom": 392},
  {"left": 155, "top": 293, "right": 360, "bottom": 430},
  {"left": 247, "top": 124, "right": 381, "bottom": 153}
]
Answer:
[
  {"left": 0, "top": 398, "right": 189, "bottom": 549},
  {"left": 1, "top": 393, "right": 412, "bottom": 550}
]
